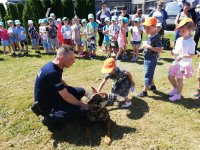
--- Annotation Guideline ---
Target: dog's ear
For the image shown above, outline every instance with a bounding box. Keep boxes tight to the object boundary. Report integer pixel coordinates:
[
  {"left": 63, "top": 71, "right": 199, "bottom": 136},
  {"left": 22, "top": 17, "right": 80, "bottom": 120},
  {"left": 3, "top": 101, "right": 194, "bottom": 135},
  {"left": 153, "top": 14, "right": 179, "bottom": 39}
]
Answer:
[{"left": 91, "top": 87, "right": 97, "bottom": 94}]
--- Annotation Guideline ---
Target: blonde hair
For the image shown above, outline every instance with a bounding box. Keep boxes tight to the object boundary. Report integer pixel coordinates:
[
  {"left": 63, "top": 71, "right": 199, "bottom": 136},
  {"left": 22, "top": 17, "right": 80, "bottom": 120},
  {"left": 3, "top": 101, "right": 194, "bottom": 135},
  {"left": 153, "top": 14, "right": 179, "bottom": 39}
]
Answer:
[{"left": 181, "top": 22, "right": 194, "bottom": 31}]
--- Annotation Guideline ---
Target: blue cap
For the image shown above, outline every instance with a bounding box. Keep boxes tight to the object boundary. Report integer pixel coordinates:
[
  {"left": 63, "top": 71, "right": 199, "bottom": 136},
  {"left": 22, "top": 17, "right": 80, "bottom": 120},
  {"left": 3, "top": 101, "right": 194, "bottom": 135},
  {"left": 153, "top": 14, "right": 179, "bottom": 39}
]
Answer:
[
  {"left": 134, "top": 18, "right": 140, "bottom": 23},
  {"left": 15, "top": 20, "right": 21, "bottom": 25},
  {"left": 43, "top": 18, "right": 48, "bottom": 23},
  {"left": 105, "top": 17, "right": 110, "bottom": 22},
  {"left": 81, "top": 19, "right": 87, "bottom": 23},
  {"left": 88, "top": 13, "right": 94, "bottom": 19},
  {"left": 0, "top": 22, "right": 4, "bottom": 26},
  {"left": 122, "top": 17, "right": 128, "bottom": 23},
  {"left": 111, "top": 16, "right": 118, "bottom": 21}
]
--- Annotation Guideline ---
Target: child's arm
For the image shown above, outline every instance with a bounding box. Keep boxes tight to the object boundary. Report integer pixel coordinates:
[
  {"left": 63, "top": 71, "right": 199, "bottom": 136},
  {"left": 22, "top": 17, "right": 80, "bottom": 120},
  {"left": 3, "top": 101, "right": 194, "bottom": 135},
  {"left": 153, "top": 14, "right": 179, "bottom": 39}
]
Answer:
[
  {"left": 125, "top": 71, "right": 135, "bottom": 86},
  {"left": 176, "top": 54, "right": 194, "bottom": 61},
  {"left": 97, "top": 78, "right": 107, "bottom": 93},
  {"left": 143, "top": 44, "right": 163, "bottom": 53}
]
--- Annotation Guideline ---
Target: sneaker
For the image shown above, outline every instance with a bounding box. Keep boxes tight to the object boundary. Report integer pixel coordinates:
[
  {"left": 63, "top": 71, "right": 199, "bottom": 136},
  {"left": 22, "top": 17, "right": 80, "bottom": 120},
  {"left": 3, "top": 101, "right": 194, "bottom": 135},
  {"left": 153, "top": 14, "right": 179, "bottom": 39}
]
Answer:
[
  {"left": 137, "top": 91, "right": 148, "bottom": 97},
  {"left": 121, "top": 101, "right": 132, "bottom": 108},
  {"left": 168, "top": 88, "right": 177, "bottom": 96},
  {"left": 192, "top": 89, "right": 200, "bottom": 97},
  {"left": 12, "top": 52, "right": 17, "bottom": 56},
  {"left": 169, "top": 94, "right": 181, "bottom": 101},
  {"left": 149, "top": 85, "right": 157, "bottom": 91},
  {"left": 130, "top": 57, "right": 136, "bottom": 63}
]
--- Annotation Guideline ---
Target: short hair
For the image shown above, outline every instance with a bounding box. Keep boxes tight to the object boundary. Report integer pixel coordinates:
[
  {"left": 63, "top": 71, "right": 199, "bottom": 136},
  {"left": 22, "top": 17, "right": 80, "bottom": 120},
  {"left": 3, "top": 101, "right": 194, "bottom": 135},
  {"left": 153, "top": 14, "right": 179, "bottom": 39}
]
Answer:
[
  {"left": 122, "top": 6, "right": 127, "bottom": 10},
  {"left": 56, "top": 46, "right": 74, "bottom": 57},
  {"left": 181, "top": 22, "right": 194, "bottom": 30},
  {"left": 183, "top": 2, "right": 190, "bottom": 7},
  {"left": 101, "top": 1, "right": 107, "bottom": 5}
]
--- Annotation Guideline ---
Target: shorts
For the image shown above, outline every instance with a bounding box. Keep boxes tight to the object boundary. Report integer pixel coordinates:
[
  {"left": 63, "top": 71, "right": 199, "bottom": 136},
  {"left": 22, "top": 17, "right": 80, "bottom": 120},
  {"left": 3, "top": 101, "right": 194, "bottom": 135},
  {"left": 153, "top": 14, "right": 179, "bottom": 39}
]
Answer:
[
  {"left": 50, "top": 38, "right": 59, "bottom": 49},
  {"left": 32, "top": 38, "right": 39, "bottom": 47},
  {"left": 43, "top": 39, "right": 51, "bottom": 49},
  {"left": 20, "top": 39, "right": 28, "bottom": 47},
  {"left": 63, "top": 39, "right": 72, "bottom": 46},
  {"left": 130, "top": 41, "right": 141, "bottom": 45},
  {"left": 168, "top": 64, "right": 194, "bottom": 79},
  {"left": 110, "top": 41, "right": 118, "bottom": 48},
  {"left": 197, "top": 63, "right": 200, "bottom": 79},
  {"left": 87, "top": 37, "right": 96, "bottom": 51},
  {"left": 118, "top": 39, "right": 125, "bottom": 48},
  {"left": 1, "top": 40, "right": 10, "bottom": 46},
  {"left": 9, "top": 37, "right": 18, "bottom": 44}
]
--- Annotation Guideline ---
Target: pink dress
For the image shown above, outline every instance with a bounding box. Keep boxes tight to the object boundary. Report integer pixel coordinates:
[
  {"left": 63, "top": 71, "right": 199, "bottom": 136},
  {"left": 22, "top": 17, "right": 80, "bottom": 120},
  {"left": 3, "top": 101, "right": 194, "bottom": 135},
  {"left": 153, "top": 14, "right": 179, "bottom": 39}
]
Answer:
[{"left": 117, "top": 27, "right": 126, "bottom": 48}]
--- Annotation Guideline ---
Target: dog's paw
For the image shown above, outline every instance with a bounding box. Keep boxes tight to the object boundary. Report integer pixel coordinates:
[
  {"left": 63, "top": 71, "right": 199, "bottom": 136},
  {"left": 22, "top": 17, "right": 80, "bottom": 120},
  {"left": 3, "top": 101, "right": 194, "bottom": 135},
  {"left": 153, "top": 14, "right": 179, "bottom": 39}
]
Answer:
[{"left": 104, "top": 135, "right": 112, "bottom": 145}]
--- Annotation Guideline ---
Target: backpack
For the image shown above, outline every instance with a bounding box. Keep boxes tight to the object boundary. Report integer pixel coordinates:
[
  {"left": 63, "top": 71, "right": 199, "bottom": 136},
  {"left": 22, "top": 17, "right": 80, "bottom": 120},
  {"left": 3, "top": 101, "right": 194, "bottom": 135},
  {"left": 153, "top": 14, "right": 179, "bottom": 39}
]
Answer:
[{"left": 162, "top": 38, "right": 170, "bottom": 50}]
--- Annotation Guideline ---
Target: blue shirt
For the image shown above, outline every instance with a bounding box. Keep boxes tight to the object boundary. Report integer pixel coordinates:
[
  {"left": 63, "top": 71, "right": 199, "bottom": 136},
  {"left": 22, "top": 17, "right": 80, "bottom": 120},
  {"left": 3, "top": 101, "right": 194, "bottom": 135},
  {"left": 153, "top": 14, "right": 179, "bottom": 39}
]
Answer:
[
  {"left": 86, "top": 22, "right": 98, "bottom": 37},
  {"left": 103, "top": 25, "right": 110, "bottom": 43},
  {"left": 61, "top": 25, "right": 72, "bottom": 39},
  {"left": 15, "top": 26, "right": 26, "bottom": 40},
  {"left": 34, "top": 62, "right": 65, "bottom": 113}
]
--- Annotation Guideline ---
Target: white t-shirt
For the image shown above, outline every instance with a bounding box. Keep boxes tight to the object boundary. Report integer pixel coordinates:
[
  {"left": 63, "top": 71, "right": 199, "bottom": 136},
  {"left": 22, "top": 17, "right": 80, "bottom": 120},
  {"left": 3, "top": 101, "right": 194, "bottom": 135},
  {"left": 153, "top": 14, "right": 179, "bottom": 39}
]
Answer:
[
  {"left": 174, "top": 36, "right": 196, "bottom": 66},
  {"left": 39, "top": 26, "right": 47, "bottom": 40},
  {"left": 130, "top": 26, "right": 143, "bottom": 42},
  {"left": 109, "top": 24, "right": 119, "bottom": 41}
]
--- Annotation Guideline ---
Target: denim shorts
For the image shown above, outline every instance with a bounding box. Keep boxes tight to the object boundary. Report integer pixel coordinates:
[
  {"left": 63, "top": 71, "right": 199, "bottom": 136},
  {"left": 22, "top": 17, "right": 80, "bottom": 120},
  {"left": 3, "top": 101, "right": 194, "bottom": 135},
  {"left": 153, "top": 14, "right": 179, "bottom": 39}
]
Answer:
[
  {"left": 1, "top": 40, "right": 10, "bottom": 46},
  {"left": 144, "top": 56, "right": 157, "bottom": 86},
  {"left": 9, "top": 37, "right": 18, "bottom": 44},
  {"left": 43, "top": 39, "right": 51, "bottom": 49},
  {"left": 130, "top": 41, "right": 141, "bottom": 45},
  {"left": 32, "top": 38, "right": 39, "bottom": 47}
]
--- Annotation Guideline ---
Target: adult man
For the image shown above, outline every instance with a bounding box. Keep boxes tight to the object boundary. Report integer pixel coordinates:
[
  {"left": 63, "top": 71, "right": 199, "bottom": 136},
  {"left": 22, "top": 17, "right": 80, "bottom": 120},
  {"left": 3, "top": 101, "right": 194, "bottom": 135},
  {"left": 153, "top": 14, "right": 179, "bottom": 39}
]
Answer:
[{"left": 34, "top": 46, "right": 89, "bottom": 127}]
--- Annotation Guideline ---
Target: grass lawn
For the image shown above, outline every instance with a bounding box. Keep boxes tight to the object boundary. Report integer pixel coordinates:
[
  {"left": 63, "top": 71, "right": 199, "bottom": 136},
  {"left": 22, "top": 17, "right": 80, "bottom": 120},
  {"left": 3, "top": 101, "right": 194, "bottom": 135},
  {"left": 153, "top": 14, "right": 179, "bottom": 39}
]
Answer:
[{"left": 0, "top": 33, "right": 200, "bottom": 150}]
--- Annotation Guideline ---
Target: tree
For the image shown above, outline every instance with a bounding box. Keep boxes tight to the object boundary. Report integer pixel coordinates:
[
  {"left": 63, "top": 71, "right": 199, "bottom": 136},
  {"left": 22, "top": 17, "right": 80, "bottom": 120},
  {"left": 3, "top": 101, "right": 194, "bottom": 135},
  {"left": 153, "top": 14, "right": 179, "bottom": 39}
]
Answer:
[
  {"left": 16, "top": 3, "right": 24, "bottom": 24},
  {"left": 0, "top": 3, "right": 7, "bottom": 22},
  {"left": 7, "top": 3, "right": 18, "bottom": 20},
  {"left": 51, "top": 0, "right": 63, "bottom": 18},
  {"left": 86, "top": 0, "right": 95, "bottom": 18},
  {"left": 75, "top": 0, "right": 88, "bottom": 19},
  {"left": 62, "top": 0, "right": 74, "bottom": 20},
  {"left": 41, "top": 0, "right": 51, "bottom": 10}
]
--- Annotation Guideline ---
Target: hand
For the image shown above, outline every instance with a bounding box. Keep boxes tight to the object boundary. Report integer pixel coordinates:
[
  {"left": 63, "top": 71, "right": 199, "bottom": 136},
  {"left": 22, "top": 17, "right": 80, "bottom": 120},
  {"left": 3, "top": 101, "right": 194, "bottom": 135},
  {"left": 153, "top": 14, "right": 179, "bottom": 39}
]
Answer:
[
  {"left": 143, "top": 43, "right": 151, "bottom": 49},
  {"left": 82, "top": 103, "right": 89, "bottom": 110},
  {"left": 176, "top": 55, "right": 183, "bottom": 61}
]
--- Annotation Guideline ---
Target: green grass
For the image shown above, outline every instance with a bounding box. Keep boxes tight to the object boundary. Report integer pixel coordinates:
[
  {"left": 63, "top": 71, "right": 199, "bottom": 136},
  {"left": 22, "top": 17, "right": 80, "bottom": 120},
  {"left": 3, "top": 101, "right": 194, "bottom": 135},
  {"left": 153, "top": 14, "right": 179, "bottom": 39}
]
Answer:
[{"left": 0, "top": 33, "right": 200, "bottom": 150}]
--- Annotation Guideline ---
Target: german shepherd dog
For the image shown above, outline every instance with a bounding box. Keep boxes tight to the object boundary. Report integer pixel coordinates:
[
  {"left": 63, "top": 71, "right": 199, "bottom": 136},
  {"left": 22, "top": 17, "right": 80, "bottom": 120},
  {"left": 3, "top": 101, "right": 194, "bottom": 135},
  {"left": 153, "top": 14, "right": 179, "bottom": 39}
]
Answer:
[{"left": 85, "top": 87, "right": 113, "bottom": 145}]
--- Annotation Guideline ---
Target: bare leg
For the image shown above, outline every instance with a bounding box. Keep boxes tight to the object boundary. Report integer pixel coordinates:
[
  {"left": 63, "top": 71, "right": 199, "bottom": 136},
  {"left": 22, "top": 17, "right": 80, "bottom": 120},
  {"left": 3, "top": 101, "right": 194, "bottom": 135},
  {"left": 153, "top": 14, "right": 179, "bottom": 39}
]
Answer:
[
  {"left": 177, "top": 78, "right": 183, "bottom": 95},
  {"left": 168, "top": 75, "right": 177, "bottom": 88}
]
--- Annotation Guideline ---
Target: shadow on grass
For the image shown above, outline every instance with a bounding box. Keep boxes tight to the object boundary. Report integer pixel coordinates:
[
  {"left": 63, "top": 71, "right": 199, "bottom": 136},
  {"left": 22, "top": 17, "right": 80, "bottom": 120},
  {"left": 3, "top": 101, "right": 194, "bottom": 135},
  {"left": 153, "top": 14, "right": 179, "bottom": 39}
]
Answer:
[
  {"left": 0, "top": 58, "right": 5, "bottom": 61},
  {"left": 149, "top": 90, "right": 200, "bottom": 109},
  {"left": 51, "top": 120, "right": 136, "bottom": 147},
  {"left": 160, "top": 57, "right": 174, "bottom": 63}
]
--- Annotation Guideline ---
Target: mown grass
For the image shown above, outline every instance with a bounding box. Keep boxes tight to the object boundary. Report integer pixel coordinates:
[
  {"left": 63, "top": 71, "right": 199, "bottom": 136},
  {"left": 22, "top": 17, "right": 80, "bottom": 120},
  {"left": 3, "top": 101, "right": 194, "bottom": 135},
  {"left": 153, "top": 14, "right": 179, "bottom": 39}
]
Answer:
[{"left": 0, "top": 33, "right": 200, "bottom": 150}]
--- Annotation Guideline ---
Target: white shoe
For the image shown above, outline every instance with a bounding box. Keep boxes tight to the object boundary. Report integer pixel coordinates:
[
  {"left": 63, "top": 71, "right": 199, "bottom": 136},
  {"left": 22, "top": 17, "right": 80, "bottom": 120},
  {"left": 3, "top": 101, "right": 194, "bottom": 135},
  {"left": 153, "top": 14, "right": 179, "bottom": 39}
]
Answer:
[
  {"left": 122, "top": 101, "right": 132, "bottom": 108},
  {"left": 169, "top": 94, "right": 181, "bottom": 101},
  {"left": 168, "top": 88, "right": 177, "bottom": 96}
]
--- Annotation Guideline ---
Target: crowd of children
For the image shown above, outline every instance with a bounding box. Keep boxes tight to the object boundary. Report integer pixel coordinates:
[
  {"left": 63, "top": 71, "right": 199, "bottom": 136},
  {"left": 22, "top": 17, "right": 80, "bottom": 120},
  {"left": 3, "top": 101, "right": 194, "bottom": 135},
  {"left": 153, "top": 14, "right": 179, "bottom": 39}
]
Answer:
[{"left": 0, "top": 11, "right": 199, "bottom": 105}]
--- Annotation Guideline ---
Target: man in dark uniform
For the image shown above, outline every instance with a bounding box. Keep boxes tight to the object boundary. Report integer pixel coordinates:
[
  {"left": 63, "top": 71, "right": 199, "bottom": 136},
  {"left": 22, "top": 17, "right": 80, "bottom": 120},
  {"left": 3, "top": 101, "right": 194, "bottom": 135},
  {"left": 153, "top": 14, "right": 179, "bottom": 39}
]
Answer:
[{"left": 33, "top": 46, "right": 89, "bottom": 129}]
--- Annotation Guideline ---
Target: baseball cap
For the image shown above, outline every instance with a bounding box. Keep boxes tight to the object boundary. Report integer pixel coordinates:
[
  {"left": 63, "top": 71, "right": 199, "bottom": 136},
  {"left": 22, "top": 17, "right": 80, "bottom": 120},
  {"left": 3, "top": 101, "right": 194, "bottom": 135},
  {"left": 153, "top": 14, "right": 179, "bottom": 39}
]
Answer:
[
  {"left": 105, "top": 17, "right": 110, "bottom": 22},
  {"left": 81, "top": 19, "right": 87, "bottom": 23},
  {"left": 7, "top": 20, "right": 13, "bottom": 24},
  {"left": 28, "top": 20, "right": 33, "bottom": 25},
  {"left": 50, "top": 13, "right": 55, "bottom": 17},
  {"left": 43, "top": 18, "right": 48, "bottom": 23},
  {"left": 111, "top": 16, "right": 118, "bottom": 21},
  {"left": 101, "top": 58, "right": 116, "bottom": 73},
  {"left": 88, "top": 13, "right": 94, "bottom": 19},
  {"left": 15, "top": 20, "right": 21, "bottom": 25},
  {"left": 62, "top": 17, "right": 69, "bottom": 21},
  {"left": 143, "top": 17, "right": 157, "bottom": 26},
  {"left": 122, "top": 17, "right": 128, "bottom": 23},
  {"left": 0, "top": 22, "right": 4, "bottom": 26},
  {"left": 48, "top": 17, "right": 53, "bottom": 21},
  {"left": 134, "top": 18, "right": 140, "bottom": 23},
  {"left": 176, "top": 18, "right": 193, "bottom": 29}
]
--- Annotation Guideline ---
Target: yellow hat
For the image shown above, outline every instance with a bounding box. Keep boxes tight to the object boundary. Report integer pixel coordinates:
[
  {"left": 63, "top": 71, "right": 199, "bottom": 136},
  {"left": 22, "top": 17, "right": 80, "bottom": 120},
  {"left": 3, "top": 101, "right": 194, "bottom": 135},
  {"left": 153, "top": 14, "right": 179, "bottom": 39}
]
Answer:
[
  {"left": 143, "top": 17, "right": 157, "bottom": 26},
  {"left": 101, "top": 58, "right": 116, "bottom": 73},
  {"left": 176, "top": 18, "right": 193, "bottom": 29}
]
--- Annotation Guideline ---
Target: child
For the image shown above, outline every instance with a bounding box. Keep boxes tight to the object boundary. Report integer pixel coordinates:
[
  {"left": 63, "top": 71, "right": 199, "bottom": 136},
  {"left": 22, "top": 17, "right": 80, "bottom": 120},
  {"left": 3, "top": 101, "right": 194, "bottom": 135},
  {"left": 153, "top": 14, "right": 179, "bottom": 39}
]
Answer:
[
  {"left": 56, "top": 18, "right": 64, "bottom": 46},
  {"left": 0, "top": 22, "right": 11, "bottom": 55},
  {"left": 27, "top": 20, "right": 40, "bottom": 54},
  {"left": 80, "top": 19, "right": 87, "bottom": 52},
  {"left": 7, "top": 20, "right": 21, "bottom": 56},
  {"left": 192, "top": 61, "right": 200, "bottom": 100},
  {"left": 102, "top": 17, "right": 111, "bottom": 58},
  {"left": 109, "top": 16, "right": 119, "bottom": 57},
  {"left": 137, "top": 17, "right": 163, "bottom": 97},
  {"left": 156, "top": 23, "right": 163, "bottom": 41},
  {"left": 61, "top": 17, "right": 72, "bottom": 47},
  {"left": 168, "top": 18, "right": 195, "bottom": 101},
  {"left": 15, "top": 20, "right": 28, "bottom": 56},
  {"left": 130, "top": 18, "right": 143, "bottom": 63},
  {"left": 116, "top": 17, "right": 128, "bottom": 60},
  {"left": 71, "top": 16, "right": 83, "bottom": 57},
  {"left": 97, "top": 58, "right": 135, "bottom": 108},
  {"left": 86, "top": 13, "right": 98, "bottom": 59}
]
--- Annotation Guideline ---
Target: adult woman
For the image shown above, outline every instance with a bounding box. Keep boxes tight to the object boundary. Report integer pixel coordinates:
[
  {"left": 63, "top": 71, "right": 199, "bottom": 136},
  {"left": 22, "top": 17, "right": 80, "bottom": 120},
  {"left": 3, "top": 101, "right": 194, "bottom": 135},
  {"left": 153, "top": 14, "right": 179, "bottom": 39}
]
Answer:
[
  {"left": 149, "top": 1, "right": 168, "bottom": 39},
  {"left": 174, "top": 2, "right": 191, "bottom": 44},
  {"left": 96, "top": 1, "right": 110, "bottom": 51},
  {"left": 132, "top": 8, "right": 145, "bottom": 24}
]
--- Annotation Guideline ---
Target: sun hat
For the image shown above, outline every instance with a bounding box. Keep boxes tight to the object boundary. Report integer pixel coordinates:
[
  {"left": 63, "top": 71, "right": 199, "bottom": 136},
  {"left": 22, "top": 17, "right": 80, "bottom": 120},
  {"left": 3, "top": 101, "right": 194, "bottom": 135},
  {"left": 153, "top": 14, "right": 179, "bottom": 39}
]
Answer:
[
  {"left": 57, "top": 18, "right": 61, "bottom": 22},
  {"left": 143, "top": 17, "right": 157, "bottom": 26},
  {"left": 50, "top": 13, "right": 55, "bottom": 17},
  {"left": 15, "top": 20, "right": 21, "bottom": 25},
  {"left": 7, "top": 20, "right": 13, "bottom": 24},
  {"left": 38, "top": 19, "right": 43, "bottom": 24},
  {"left": 122, "top": 17, "right": 128, "bottom": 23},
  {"left": 176, "top": 18, "right": 193, "bottom": 29},
  {"left": 43, "top": 18, "right": 48, "bottom": 23},
  {"left": 62, "top": 17, "right": 69, "bottom": 21},
  {"left": 48, "top": 17, "right": 53, "bottom": 21},
  {"left": 28, "top": 20, "right": 33, "bottom": 25},
  {"left": 101, "top": 58, "right": 116, "bottom": 73},
  {"left": 111, "top": 16, "right": 118, "bottom": 21},
  {"left": 0, "top": 22, "right": 4, "bottom": 26},
  {"left": 88, "top": 13, "right": 94, "bottom": 19},
  {"left": 134, "top": 17, "right": 141, "bottom": 23},
  {"left": 81, "top": 19, "right": 87, "bottom": 23}
]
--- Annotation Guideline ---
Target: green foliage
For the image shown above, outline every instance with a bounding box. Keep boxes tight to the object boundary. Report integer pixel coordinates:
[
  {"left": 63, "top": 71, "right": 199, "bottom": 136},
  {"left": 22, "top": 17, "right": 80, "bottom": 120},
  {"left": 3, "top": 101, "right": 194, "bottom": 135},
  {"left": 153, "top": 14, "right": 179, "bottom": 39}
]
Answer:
[
  {"left": 16, "top": 3, "right": 24, "bottom": 24},
  {"left": 41, "top": 0, "right": 51, "bottom": 10},
  {"left": 50, "top": 0, "right": 63, "bottom": 18},
  {"left": 62, "top": 0, "right": 74, "bottom": 20},
  {"left": 0, "top": 3, "right": 7, "bottom": 22},
  {"left": 86, "top": 0, "right": 95, "bottom": 18},
  {"left": 75, "top": 0, "right": 88, "bottom": 19},
  {"left": 7, "top": 3, "right": 18, "bottom": 21},
  {"left": 3, "top": 15, "right": 12, "bottom": 28}
]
